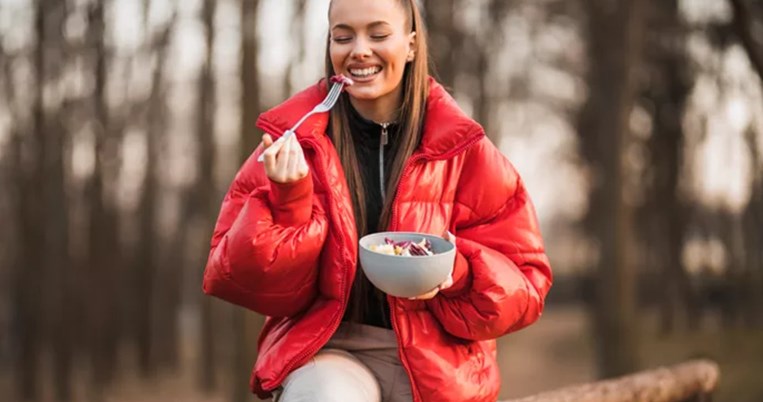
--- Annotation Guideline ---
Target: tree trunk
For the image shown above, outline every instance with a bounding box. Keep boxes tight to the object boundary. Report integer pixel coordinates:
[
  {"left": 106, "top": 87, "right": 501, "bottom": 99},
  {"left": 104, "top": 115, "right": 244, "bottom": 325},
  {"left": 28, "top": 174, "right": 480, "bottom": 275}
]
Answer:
[
  {"left": 27, "top": 0, "right": 75, "bottom": 400},
  {"left": 282, "top": 0, "right": 307, "bottom": 100},
  {"left": 474, "top": 0, "right": 513, "bottom": 144},
  {"left": 14, "top": 1, "right": 48, "bottom": 399},
  {"left": 1, "top": 30, "right": 24, "bottom": 401},
  {"left": 85, "top": 1, "right": 122, "bottom": 394},
  {"left": 578, "top": 0, "right": 645, "bottom": 378},
  {"left": 742, "top": 129, "right": 763, "bottom": 328},
  {"left": 730, "top": 0, "right": 763, "bottom": 329},
  {"left": 423, "top": 0, "right": 460, "bottom": 90},
  {"left": 46, "top": 15, "right": 73, "bottom": 402},
  {"left": 639, "top": 0, "right": 695, "bottom": 333},
  {"left": 717, "top": 212, "right": 746, "bottom": 328},
  {"left": 239, "top": 0, "right": 262, "bottom": 162},
  {"left": 149, "top": 10, "right": 181, "bottom": 373},
  {"left": 134, "top": 6, "right": 174, "bottom": 379},
  {"left": 199, "top": 0, "right": 219, "bottom": 393},
  {"left": 135, "top": 68, "right": 157, "bottom": 378}
]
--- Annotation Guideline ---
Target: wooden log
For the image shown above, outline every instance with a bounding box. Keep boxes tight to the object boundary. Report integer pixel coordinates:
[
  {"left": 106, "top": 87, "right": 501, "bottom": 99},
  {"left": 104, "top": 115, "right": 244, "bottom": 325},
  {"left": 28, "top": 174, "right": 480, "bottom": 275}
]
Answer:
[{"left": 503, "top": 359, "right": 719, "bottom": 402}]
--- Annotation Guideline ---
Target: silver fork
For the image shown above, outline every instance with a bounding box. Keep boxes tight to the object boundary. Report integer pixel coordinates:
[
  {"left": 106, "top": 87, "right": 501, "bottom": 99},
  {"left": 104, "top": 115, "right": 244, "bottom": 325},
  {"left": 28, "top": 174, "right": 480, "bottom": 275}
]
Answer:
[{"left": 257, "top": 81, "right": 345, "bottom": 162}]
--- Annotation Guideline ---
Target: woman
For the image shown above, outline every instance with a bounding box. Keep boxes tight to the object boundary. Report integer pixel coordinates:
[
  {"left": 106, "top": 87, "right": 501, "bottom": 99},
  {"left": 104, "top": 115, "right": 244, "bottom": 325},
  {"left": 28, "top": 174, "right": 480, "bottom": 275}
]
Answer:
[{"left": 202, "top": 0, "right": 552, "bottom": 401}]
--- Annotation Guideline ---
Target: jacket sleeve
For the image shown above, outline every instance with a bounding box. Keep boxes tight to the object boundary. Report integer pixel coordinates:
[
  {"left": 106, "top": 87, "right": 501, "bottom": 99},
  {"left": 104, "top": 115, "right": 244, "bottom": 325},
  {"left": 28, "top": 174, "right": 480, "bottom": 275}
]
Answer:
[
  {"left": 426, "top": 137, "right": 552, "bottom": 341},
  {"left": 202, "top": 144, "right": 329, "bottom": 317}
]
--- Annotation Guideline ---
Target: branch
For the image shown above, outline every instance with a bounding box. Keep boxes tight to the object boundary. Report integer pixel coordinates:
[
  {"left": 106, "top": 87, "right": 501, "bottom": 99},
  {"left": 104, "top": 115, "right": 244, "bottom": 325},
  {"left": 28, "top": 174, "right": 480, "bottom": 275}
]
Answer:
[{"left": 729, "top": 0, "right": 763, "bottom": 82}]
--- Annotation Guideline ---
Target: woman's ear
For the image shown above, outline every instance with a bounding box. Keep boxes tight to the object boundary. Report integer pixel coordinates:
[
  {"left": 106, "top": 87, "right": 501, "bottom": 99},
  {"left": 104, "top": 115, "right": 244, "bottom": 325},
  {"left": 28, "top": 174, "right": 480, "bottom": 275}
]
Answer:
[{"left": 407, "top": 31, "right": 417, "bottom": 61}]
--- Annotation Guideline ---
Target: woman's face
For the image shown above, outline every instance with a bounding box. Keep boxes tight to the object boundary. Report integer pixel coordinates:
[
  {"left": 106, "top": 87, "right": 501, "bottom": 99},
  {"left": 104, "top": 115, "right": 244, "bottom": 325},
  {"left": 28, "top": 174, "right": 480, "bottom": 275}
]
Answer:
[{"left": 329, "top": 0, "right": 415, "bottom": 107}]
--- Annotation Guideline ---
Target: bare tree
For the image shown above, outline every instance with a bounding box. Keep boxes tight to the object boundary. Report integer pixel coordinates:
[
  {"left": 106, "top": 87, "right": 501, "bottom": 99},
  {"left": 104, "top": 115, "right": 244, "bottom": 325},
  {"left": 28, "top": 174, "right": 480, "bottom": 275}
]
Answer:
[
  {"left": 133, "top": 3, "right": 175, "bottom": 378},
  {"left": 240, "top": 0, "right": 263, "bottom": 163},
  {"left": 742, "top": 128, "right": 763, "bottom": 328},
  {"left": 0, "top": 22, "right": 22, "bottom": 396},
  {"left": 729, "top": 0, "right": 763, "bottom": 329},
  {"left": 13, "top": 1, "right": 50, "bottom": 398},
  {"left": 423, "top": 0, "right": 461, "bottom": 90},
  {"left": 43, "top": 0, "right": 73, "bottom": 399},
  {"left": 84, "top": 0, "right": 123, "bottom": 393},
  {"left": 282, "top": 0, "right": 307, "bottom": 100},
  {"left": 150, "top": 10, "right": 184, "bottom": 372},
  {"left": 577, "top": 0, "right": 646, "bottom": 378},
  {"left": 472, "top": 0, "right": 515, "bottom": 143},
  {"left": 637, "top": 0, "right": 696, "bottom": 333},
  {"left": 198, "top": 0, "right": 219, "bottom": 392}
]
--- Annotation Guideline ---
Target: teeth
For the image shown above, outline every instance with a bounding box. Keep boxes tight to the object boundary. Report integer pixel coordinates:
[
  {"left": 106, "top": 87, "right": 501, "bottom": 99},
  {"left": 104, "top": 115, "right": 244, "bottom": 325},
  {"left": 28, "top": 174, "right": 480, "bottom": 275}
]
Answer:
[{"left": 350, "top": 67, "right": 381, "bottom": 77}]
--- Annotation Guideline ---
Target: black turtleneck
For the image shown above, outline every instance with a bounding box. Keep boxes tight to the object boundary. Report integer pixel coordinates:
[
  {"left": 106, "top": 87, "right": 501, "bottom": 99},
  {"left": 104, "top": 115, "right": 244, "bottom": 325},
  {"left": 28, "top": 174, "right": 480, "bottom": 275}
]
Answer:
[{"left": 341, "top": 105, "right": 400, "bottom": 329}]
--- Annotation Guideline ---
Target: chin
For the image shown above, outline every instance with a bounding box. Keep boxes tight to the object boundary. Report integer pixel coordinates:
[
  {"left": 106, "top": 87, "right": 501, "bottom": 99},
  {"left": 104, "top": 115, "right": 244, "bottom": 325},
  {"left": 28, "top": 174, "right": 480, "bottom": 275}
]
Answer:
[{"left": 346, "top": 86, "right": 384, "bottom": 101}]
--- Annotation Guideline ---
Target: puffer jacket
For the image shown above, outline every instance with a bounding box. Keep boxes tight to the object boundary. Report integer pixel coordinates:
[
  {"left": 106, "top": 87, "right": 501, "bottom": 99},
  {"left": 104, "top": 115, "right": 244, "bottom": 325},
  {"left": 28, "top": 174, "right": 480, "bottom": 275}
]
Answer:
[{"left": 202, "top": 78, "right": 553, "bottom": 402}]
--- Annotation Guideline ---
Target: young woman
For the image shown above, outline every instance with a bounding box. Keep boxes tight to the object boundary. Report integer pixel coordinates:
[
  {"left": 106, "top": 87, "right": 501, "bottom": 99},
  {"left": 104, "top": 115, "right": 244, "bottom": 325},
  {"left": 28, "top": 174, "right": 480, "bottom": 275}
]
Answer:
[{"left": 202, "top": 0, "right": 552, "bottom": 401}]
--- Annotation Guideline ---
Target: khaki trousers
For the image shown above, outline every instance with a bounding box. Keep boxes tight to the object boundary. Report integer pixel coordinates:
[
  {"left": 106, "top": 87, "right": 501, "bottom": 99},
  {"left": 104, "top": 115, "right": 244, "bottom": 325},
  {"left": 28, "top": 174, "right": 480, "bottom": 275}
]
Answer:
[{"left": 273, "top": 322, "right": 413, "bottom": 402}]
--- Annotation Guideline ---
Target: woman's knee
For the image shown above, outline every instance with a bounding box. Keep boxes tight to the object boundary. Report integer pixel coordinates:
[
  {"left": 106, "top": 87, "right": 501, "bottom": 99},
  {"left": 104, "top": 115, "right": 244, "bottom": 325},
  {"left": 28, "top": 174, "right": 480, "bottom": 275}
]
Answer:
[{"left": 276, "top": 349, "right": 381, "bottom": 402}]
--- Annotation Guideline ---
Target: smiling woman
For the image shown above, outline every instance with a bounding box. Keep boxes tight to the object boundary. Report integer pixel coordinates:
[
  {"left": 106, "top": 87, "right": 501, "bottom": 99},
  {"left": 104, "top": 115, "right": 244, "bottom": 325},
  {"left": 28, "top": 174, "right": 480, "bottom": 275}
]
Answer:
[{"left": 201, "top": 0, "right": 553, "bottom": 401}]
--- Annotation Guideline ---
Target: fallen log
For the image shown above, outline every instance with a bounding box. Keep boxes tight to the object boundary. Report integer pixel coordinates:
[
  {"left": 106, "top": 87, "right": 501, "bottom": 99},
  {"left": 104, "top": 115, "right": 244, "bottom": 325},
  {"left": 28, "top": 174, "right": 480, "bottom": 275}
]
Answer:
[{"left": 503, "top": 359, "right": 719, "bottom": 402}]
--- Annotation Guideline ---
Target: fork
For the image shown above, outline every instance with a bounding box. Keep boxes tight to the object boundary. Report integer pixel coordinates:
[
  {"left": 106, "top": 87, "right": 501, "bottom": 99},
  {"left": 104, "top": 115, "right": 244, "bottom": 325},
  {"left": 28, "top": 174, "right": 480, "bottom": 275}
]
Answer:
[{"left": 257, "top": 81, "right": 345, "bottom": 162}]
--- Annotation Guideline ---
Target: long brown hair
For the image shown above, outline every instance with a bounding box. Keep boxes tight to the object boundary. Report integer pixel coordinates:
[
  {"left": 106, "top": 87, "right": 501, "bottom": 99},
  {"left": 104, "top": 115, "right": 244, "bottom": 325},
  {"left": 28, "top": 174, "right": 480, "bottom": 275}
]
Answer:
[{"left": 325, "top": 0, "right": 430, "bottom": 322}]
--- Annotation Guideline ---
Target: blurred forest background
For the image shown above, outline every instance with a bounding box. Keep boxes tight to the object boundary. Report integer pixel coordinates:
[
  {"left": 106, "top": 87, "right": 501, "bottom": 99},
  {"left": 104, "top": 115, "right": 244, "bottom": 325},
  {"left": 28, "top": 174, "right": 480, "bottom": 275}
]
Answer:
[{"left": 0, "top": 0, "right": 762, "bottom": 401}]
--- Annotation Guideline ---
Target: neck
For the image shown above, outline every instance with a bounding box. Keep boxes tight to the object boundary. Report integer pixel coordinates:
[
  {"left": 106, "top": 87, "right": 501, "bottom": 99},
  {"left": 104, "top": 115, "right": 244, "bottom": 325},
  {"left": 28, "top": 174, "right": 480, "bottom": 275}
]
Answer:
[{"left": 348, "top": 85, "right": 403, "bottom": 124}]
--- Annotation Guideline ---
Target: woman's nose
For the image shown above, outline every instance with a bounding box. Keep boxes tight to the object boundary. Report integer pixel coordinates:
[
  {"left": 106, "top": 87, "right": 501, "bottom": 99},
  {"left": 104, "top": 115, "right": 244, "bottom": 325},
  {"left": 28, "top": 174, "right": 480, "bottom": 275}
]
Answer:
[{"left": 350, "top": 38, "right": 372, "bottom": 59}]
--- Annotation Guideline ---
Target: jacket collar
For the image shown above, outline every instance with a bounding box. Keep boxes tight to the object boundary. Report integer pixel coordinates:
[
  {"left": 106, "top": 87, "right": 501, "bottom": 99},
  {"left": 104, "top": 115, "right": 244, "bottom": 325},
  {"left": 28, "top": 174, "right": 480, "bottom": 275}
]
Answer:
[{"left": 255, "top": 77, "right": 485, "bottom": 159}]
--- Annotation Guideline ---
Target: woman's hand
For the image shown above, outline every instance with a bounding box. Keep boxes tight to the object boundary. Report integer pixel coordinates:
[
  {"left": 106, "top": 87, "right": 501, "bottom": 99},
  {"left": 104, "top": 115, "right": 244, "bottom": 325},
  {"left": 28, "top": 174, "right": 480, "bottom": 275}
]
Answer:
[
  {"left": 408, "top": 231, "right": 456, "bottom": 300},
  {"left": 261, "top": 133, "right": 309, "bottom": 184}
]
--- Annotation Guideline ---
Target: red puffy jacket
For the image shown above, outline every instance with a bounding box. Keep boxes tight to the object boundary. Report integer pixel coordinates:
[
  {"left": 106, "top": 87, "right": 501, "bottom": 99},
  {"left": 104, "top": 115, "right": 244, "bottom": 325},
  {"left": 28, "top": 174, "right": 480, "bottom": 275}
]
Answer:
[{"left": 202, "top": 78, "right": 552, "bottom": 402}]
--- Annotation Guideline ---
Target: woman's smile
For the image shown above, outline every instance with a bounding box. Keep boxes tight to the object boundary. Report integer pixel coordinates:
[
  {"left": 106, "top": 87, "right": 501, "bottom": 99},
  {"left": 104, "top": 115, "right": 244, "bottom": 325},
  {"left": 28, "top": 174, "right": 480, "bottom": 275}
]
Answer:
[{"left": 348, "top": 65, "right": 383, "bottom": 81}]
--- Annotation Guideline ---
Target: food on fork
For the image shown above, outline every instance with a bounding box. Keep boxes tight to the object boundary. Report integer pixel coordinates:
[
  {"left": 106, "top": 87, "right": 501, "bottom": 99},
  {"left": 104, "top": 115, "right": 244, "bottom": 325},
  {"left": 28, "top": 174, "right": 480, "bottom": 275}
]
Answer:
[
  {"left": 330, "top": 74, "right": 355, "bottom": 87},
  {"left": 369, "top": 237, "right": 434, "bottom": 257}
]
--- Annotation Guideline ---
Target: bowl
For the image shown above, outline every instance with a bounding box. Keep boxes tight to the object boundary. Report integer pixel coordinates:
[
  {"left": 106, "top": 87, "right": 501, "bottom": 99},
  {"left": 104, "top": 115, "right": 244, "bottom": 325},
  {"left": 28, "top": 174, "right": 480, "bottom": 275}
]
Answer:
[{"left": 358, "top": 231, "right": 456, "bottom": 298}]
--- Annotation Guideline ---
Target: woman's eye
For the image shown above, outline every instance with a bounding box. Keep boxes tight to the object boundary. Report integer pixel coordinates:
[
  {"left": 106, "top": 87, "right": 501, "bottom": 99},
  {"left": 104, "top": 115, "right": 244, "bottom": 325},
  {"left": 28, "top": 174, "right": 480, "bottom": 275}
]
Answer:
[
  {"left": 333, "top": 37, "right": 352, "bottom": 44},
  {"left": 371, "top": 34, "right": 390, "bottom": 41}
]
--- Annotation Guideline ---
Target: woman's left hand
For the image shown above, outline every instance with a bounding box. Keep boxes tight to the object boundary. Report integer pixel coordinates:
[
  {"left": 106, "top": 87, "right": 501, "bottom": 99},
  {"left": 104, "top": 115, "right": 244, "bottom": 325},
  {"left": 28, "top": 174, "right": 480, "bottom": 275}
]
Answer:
[{"left": 408, "top": 231, "right": 456, "bottom": 300}]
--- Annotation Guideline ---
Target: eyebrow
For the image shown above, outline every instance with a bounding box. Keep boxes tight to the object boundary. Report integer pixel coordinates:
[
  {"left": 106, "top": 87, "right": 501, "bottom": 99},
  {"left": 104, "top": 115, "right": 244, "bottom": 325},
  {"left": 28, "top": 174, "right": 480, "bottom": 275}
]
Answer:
[{"left": 331, "top": 21, "right": 392, "bottom": 31}]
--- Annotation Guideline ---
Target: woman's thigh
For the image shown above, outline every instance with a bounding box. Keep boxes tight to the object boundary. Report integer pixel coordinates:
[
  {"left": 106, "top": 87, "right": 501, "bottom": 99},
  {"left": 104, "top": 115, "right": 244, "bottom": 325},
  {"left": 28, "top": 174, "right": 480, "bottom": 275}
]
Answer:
[
  {"left": 353, "top": 350, "right": 412, "bottom": 402},
  {"left": 274, "top": 348, "right": 381, "bottom": 402}
]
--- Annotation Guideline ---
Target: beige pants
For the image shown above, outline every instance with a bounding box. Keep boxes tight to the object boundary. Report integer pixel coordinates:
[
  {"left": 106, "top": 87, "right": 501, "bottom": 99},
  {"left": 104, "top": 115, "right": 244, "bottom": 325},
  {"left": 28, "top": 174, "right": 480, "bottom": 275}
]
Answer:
[{"left": 273, "top": 322, "right": 413, "bottom": 402}]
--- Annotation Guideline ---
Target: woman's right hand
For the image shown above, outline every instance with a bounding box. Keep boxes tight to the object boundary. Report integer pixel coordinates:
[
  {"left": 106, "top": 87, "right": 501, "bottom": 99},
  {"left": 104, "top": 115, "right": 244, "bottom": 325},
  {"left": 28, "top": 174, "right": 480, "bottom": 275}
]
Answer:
[{"left": 261, "top": 133, "right": 310, "bottom": 184}]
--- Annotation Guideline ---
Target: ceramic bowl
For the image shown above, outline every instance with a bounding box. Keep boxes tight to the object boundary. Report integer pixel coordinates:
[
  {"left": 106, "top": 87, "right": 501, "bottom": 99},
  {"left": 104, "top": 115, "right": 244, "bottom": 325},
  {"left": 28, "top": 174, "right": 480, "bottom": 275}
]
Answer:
[{"left": 358, "top": 231, "right": 455, "bottom": 298}]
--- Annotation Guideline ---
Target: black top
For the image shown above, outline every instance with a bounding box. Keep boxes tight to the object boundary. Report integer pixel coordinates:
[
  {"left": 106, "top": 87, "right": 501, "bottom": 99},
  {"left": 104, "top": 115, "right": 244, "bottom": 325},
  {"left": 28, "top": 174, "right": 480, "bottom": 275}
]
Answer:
[{"left": 343, "top": 105, "right": 400, "bottom": 329}]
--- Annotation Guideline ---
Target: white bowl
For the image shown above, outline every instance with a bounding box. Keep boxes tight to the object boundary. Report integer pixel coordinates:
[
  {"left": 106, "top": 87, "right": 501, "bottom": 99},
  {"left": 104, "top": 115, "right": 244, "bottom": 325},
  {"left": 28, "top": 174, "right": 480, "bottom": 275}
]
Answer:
[{"left": 358, "top": 232, "right": 455, "bottom": 298}]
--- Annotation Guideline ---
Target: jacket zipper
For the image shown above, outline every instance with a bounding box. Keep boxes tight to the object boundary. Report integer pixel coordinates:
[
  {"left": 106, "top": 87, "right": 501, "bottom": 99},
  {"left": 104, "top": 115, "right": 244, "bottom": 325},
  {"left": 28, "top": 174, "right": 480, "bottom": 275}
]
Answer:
[
  {"left": 380, "top": 122, "right": 390, "bottom": 202},
  {"left": 387, "top": 132, "right": 484, "bottom": 402}
]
